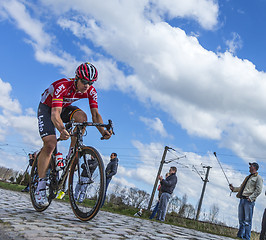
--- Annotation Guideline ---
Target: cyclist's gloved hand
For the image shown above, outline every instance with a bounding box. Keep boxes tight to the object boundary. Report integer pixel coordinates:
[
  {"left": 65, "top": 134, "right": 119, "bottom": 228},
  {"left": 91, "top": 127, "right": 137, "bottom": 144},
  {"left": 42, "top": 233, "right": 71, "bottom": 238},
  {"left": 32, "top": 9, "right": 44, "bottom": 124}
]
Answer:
[
  {"left": 60, "top": 129, "right": 70, "bottom": 140},
  {"left": 101, "top": 129, "right": 112, "bottom": 140}
]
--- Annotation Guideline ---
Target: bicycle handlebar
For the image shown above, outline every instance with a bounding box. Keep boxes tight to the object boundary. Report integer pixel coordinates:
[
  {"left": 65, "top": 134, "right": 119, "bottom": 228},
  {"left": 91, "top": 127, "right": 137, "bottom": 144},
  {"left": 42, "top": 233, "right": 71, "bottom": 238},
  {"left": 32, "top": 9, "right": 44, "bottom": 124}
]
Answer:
[{"left": 58, "top": 119, "right": 115, "bottom": 141}]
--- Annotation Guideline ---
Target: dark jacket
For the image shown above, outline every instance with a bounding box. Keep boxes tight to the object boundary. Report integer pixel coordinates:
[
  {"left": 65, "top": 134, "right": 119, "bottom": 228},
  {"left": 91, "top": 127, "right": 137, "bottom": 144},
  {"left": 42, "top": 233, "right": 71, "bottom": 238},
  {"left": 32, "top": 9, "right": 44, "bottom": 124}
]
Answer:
[
  {"left": 81, "top": 158, "right": 97, "bottom": 177},
  {"left": 105, "top": 157, "right": 118, "bottom": 179},
  {"left": 160, "top": 173, "right": 177, "bottom": 194},
  {"left": 29, "top": 157, "right": 34, "bottom": 167}
]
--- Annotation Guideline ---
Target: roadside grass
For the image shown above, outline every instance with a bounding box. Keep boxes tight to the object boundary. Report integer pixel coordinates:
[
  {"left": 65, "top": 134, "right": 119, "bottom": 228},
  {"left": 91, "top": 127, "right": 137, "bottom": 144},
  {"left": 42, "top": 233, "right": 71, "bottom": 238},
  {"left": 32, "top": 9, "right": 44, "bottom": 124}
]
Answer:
[
  {"left": 0, "top": 181, "right": 260, "bottom": 239},
  {"left": 0, "top": 181, "right": 25, "bottom": 192}
]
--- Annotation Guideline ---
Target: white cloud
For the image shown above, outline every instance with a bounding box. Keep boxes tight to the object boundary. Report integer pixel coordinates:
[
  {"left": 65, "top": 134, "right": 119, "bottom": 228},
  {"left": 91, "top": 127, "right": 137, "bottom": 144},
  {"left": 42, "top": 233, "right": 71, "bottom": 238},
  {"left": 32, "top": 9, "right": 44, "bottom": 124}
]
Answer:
[
  {"left": 127, "top": 141, "right": 164, "bottom": 185},
  {"left": 0, "top": 0, "right": 51, "bottom": 49},
  {"left": 0, "top": 78, "right": 41, "bottom": 169},
  {"left": 34, "top": 49, "right": 77, "bottom": 76},
  {"left": 225, "top": 32, "right": 243, "bottom": 54},
  {"left": 79, "top": 17, "right": 266, "bottom": 161},
  {"left": 42, "top": 0, "right": 218, "bottom": 30},
  {"left": 73, "top": 16, "right": 266, "bottom": 159},
  {"left": 0, "top": 78, "right": 21, "bottom": 115},
  {"left": 0, "top": 150, "right": 27, "bottom": 172},
  {"left": 154, "top": 0, "right": 219, "bottom": 30},
  {"left": 140, "top": 116, "right": 171, "bottom": 138},
  {"left": 0, "top": 0, "right": 225, "bottom": 143},
  {"left": 9, "top": 115, "right": 41, "bottom": 147},
  {"left": 0, "top": 0, "right": 78, "bottom": 76},
  {"left": 112, "top": 177, "right": 135, "bottom": 189},
  {"left": 7, "top": 0, "right": 261, "bottom": 161}
]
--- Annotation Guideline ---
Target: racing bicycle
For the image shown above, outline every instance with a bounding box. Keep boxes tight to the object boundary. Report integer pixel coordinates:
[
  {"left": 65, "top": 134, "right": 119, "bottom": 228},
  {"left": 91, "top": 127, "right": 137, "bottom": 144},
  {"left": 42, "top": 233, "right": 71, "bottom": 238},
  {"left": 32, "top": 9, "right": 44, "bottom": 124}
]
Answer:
[{"left": 29, "top": 120, "right": 114, "bottom": 221}]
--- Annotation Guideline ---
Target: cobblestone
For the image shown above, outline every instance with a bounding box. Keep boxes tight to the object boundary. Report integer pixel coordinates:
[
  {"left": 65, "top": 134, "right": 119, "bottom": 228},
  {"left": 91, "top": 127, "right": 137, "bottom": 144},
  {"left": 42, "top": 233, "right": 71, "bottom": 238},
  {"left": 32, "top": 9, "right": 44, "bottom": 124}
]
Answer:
[{"left": 0, "top": 188, "right": 235, "bottom": 240}]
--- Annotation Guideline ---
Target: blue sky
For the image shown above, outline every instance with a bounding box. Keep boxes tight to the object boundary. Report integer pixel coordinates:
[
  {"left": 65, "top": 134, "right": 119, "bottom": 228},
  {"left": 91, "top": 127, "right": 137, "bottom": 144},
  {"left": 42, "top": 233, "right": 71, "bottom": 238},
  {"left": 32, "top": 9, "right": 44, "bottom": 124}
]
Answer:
[{"left": 1, "top": 0, "right": 266, "bottom": 229}]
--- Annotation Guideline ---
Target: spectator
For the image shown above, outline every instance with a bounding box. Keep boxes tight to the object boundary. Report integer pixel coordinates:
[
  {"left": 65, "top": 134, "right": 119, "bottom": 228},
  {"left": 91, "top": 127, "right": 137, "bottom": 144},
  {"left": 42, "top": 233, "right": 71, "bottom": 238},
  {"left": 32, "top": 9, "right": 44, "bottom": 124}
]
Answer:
[
  {"left": 156, "top": 166, "right": 177, "bottom": 221},
  {"left": 74, "top": 155, "right": 96, "bottom": 203},
  {"left": 229, "top": 162, "right": 263, "bottom": 240},
  {"left": 101, "top": 153, "right": 119, "bottom": 207},
  {"left": 149, "top": 172, "right": 170, "bottom": 219},
  {"left": 260, "top": 191, "right": 266, "bottom": 240}
]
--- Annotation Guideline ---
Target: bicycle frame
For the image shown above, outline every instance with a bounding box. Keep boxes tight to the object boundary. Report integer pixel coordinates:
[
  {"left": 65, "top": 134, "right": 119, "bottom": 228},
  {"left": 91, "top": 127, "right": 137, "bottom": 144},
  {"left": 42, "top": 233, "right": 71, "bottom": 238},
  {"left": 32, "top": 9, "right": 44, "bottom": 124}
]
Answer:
[{"left": 50, "top": 120, "right": 114, "bottom": 196}]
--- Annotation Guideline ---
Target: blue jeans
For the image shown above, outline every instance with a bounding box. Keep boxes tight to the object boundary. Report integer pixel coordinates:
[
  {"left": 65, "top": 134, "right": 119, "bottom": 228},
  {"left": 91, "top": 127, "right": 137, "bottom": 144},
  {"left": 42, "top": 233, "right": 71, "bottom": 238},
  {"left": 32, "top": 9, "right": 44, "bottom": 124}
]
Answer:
[
  {"left": 237, "top": 198, "right": 255, "bottom": 240},
  {"left": 101, "top": 177, "right": 111, "bottom": 207},
  {"left": 149, "top": 201, "right": 159, "bottom": 219},
  {"left": 74, "top": 176, "right": 90, "bottom": 202},
  {"left": 156, "top": 192, "right": 171, "bottom": 221}
]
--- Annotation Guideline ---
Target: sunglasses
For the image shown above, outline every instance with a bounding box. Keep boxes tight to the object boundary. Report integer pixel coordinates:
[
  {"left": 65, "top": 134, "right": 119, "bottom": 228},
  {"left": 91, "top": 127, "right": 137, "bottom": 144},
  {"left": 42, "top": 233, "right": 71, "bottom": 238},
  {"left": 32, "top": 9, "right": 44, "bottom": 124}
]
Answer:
[{"left": 79, "top": 78, "right": 94, "bottom": 86}]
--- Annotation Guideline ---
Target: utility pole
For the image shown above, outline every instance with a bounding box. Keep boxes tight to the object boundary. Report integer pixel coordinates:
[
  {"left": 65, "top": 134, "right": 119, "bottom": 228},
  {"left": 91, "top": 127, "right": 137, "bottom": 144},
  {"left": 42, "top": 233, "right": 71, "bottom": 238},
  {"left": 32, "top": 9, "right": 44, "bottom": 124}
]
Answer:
[
  {"left": 195, "top": 165, "right": 211, "bottom": 220},
  {"left": 148, "top": 146, "right": 169, "bottom": 210}
]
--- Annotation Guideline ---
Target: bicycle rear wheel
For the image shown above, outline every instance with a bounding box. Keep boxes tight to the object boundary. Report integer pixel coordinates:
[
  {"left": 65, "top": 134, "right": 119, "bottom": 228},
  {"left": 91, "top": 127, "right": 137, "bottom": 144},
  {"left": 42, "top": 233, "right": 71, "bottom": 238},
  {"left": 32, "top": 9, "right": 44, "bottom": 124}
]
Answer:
[
  {"left": 68, "top": 146, "right": 106, "bottom": 221},
  {"left": 29, "top": 152, "right": 54, "bottom": 212}
]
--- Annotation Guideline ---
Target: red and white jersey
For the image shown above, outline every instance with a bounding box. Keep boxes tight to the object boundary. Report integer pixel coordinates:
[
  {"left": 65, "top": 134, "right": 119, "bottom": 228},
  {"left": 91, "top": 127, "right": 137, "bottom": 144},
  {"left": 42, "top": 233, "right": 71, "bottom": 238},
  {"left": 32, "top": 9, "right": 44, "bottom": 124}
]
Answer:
[{"left": 40, "top": 78, "right": 98, "bottom": 109}]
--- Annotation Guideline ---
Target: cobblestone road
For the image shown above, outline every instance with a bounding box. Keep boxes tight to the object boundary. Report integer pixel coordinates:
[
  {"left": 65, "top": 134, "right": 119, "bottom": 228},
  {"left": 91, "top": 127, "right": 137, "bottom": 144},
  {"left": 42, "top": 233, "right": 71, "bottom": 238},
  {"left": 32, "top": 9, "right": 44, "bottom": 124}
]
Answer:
[{"left": 0, "top": 188, "right": 235, "bottom": 240}]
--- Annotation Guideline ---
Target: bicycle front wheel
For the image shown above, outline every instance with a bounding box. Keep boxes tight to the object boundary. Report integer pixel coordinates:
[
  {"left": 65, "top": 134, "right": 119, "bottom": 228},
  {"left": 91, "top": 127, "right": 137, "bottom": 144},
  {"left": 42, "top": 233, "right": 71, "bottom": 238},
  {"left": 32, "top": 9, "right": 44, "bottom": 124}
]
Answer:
[{"left": 68, "top": 146, "right": 106, "bottom": 221}]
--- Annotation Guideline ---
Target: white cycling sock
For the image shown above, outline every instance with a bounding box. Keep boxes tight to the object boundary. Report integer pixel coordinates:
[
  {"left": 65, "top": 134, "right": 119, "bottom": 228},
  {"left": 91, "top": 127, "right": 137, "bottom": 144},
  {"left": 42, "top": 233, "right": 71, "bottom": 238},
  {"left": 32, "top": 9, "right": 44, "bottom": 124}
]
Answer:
[{"left": 36, "top": 178, "right": 46, "bottom": 191}]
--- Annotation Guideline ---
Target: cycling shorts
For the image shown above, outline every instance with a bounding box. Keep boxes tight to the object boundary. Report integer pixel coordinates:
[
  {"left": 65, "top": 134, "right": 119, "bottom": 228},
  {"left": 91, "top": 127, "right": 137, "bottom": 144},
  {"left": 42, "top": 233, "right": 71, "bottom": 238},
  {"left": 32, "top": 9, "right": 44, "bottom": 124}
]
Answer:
[{"left": 37, "top": 102, "right": 82, "bottom": 138}]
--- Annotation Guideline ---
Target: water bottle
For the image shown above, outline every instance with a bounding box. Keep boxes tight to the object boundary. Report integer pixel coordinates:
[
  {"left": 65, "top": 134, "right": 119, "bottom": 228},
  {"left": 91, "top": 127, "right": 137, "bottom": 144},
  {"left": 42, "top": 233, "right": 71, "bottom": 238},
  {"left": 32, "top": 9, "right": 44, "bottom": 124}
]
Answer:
[{"left": 55, "top": 152, "right": 64, "bottom": 171}]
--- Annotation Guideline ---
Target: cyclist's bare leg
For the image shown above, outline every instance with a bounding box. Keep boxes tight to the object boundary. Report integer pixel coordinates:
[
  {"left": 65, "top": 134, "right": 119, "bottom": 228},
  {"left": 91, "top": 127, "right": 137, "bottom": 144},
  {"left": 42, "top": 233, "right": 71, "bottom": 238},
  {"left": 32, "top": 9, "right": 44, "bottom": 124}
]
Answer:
[
  {"left": 70, "top": 110, "right": 87, "bottom": 148},
  {"left": 34, "top": 135, "right": 56, "bottom": 206},
  {"left": 38, "top": 135, "right": 57, "bottom": 178}
]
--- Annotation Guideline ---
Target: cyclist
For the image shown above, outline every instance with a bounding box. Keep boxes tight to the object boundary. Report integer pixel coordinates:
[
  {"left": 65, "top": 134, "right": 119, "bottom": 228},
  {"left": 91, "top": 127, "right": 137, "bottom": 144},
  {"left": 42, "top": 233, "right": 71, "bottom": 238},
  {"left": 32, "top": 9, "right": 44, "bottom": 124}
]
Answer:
[{"left": 35, "top": 62, "right": 112, "bottom": 207}]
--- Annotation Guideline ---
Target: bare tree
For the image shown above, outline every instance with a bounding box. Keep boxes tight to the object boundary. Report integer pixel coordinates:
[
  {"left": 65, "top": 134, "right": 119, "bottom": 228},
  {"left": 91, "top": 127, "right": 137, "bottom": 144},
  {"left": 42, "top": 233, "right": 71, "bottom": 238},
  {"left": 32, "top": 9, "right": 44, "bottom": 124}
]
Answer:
[
  {"left": 178, "top": 194, "right": 188, "bottom": 217},
  {"left": 172, "top": 194, "right": 196, "bottom": 219},
  {"left": 112, "top": 183, "right": 122, "bottom": 196},
  {"left": 0, "top": 166, "right": 8, "bottom": 179},
  {"left": 185, "top": 204, "right": 196, "bottom": 219},
  {"left": 106, "top": 183, "right": 128, "bottom": 205},
  {"left": 125, "top": 187, "right": 150, "bottom": 208},
  {"left": 209, "top": 203, "right": 219, "bottom": 223},
  {"left": 168, "top": 196, "right": 180, "bottom": 213},
  {"left": 3, "top": 168, "right": 12, "bottom": 180}
]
